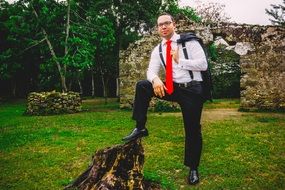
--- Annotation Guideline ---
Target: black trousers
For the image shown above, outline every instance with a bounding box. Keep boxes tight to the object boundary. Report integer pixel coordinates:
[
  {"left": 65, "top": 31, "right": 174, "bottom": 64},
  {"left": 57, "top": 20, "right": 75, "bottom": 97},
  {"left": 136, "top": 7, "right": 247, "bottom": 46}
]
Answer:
[{"left": 132, "top": 80, "right": 204, "bottom": 169}]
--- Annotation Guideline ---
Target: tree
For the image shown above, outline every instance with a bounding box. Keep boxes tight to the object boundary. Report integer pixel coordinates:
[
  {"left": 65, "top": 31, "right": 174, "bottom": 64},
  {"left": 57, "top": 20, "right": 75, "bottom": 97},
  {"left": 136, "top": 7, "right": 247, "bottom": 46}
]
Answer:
[
  {"left": 266, "top": 0, "right": 285, "bottom": 26},
  {"left": 89, "top": 0, "right": 161, "bottom": 79},
  {"left": 0, "top": 0, "right": 40, "bottom": 97},
  {"left": 162, "top": 0, "right": 200, "bottom": 22},
  {"left": 29, "top": 0, "right": 69, "bottom": 92},
  {"left": 210, "top": 46, "right": 240, "bottom": 98},
  {"left": 22, "top": 0, "right": 114, "bottom": 94},
  {"left": 65, "top": 1, "right": 116, "bottom": 97},
  {"left": 189, "top": 0, "right": 230, "bottom": 25},
  {"left": 0, "top": 0, "right": 201, "bottom": 98},
  {"left": 87, "top": 0, "right": 200, "bottom": 96},
  {"left": 71, "top": 12, "right": 115, "bottom": 97}
]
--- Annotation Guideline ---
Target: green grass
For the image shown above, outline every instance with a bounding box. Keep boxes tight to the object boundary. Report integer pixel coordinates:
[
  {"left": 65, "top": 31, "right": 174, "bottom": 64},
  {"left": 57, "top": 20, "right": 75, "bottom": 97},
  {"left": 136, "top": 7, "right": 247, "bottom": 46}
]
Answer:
[{"left": 0, "top": 98, "right": 284, "bottom": 190}]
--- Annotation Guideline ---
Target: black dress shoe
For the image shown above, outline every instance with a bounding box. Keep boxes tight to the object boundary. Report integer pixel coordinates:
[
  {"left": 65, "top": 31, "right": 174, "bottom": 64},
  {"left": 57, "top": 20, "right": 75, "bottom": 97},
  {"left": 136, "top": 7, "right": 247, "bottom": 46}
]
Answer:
[
  {"left": 188, "top": 170, "right": 199, "bottom": 185},
  {"left": 122, "top": 128, "right": 148, "bottom": 142}
]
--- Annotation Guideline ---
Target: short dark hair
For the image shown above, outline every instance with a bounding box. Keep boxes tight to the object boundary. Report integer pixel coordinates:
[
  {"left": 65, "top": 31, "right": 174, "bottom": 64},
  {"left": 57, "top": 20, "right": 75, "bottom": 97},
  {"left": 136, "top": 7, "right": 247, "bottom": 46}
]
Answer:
[{"left": 158, "top": 12, "right": 175, "bottom": 22}]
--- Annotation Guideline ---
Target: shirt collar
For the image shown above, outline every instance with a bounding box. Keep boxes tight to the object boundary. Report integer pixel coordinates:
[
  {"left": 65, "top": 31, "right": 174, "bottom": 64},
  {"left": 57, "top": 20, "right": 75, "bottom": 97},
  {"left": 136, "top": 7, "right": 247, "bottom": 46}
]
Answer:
[{"left": 162, "top": 32, "right": 179, "bottom": 45}]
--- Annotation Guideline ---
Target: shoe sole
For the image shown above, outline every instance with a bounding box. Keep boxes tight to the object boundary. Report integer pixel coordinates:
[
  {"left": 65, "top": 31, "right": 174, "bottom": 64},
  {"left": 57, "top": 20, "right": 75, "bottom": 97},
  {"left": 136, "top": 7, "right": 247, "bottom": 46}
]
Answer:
[
  {"left": 122, "top": 133, "right": 148, "bottom": 142},
  {"left": 188, "top": 180, "right": 199, "bottom": 185}
]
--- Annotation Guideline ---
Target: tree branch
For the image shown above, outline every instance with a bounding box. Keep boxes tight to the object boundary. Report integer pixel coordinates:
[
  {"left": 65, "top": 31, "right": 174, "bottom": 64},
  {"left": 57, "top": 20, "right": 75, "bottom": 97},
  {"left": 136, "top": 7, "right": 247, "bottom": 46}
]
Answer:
[{"left": 17, "top": 38, "right": 45, "bottom": 56}]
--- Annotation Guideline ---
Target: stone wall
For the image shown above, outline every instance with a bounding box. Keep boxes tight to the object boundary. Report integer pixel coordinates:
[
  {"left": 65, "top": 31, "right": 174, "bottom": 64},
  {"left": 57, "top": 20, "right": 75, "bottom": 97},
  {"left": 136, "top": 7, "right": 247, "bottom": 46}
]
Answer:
[
  {"left": 26, "top": 91, "right": 81, "bottom": 115},
  {"left": 119, "top": 33, "right": 161, "bottom": 108},
  {"left": 239, "top": 27, "right": 285, "bottom": 110},
  {"left": 119, "top": 21, "right": 285, "bottom": 111}
]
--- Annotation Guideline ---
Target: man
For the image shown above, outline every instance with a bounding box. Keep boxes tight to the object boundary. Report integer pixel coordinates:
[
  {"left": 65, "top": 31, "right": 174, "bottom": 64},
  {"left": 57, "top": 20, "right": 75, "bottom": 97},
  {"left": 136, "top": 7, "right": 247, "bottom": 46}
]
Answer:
[{"left": 122, "top": 13, "right": 207, "bottom": 185}]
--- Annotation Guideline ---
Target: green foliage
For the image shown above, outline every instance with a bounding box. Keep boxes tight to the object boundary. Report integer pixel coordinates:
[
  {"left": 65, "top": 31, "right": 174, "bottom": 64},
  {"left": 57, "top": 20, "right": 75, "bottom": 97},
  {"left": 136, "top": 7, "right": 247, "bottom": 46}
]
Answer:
[
  {"left": 0, "top": 0, "right": 65, "bottom": 92},
  {"left": 211, "top": 47, "right": 241, "bottom": 99},
  {"left": 120, "top": 30, "right": 141, "bottom": 50},
  {"left": 0, "top": 49, "right": 22, "bottom": 80},
  {"left": 0, "top": 1, "right": 27, "bottom": 81},
  {"left": 160, "top": 0, "right": 201, "bottom": 23},
  {"left": 39, "top": 59, "right": 60, "bottom": 91},
  {"left": 0, "top": 0, "right": 201, "bottom": 97},
  {"left": 154, "top": 100, "right": 180, "bottom": 112},
  {"left": 208, "top": 42, "right": 218, "bottom": 61}
]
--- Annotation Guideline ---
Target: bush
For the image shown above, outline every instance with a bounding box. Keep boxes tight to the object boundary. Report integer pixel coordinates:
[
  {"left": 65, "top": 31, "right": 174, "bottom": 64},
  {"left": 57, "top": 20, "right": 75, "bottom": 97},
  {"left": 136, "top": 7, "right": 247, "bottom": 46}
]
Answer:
[
  {"left": 210, "top": 47, "right": 240, "bottom": 98},
  {"left": 154, "top": 100, "right": 180, "bottom": 112},
  {"left": 26, "top": 91, "right": 81, "bottom": 115}
]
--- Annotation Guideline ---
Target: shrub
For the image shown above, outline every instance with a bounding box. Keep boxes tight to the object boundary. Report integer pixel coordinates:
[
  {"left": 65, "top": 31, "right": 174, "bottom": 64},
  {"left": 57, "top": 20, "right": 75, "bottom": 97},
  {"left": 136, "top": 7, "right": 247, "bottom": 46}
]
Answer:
[
  {"left": 26, "top": 91, "right": 81, "bottom": 115},
  {"left": 154, "top": 100, "right": 180, "bottom": 112}
]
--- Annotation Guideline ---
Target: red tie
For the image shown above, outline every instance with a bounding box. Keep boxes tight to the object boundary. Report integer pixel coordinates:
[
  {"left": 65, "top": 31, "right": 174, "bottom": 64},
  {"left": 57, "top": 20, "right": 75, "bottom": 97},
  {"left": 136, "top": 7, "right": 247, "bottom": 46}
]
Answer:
[{"left": 166, "top": 40, "right": 173, "bottom": 94}]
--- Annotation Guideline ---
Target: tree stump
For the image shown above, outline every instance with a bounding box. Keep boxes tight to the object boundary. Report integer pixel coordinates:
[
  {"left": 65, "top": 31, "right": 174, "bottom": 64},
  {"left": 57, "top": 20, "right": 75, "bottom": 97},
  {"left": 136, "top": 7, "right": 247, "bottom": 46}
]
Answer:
[{"left": 65, "top": 139, "right": 161, "bottom": 190}]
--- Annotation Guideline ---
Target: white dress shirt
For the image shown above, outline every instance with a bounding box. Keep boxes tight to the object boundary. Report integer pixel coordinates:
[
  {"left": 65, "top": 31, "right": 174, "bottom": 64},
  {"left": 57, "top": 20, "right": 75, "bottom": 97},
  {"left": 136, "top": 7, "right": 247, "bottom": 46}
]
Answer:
[{"left": 147, "top": 33, "right": 208, "bottom": 83}]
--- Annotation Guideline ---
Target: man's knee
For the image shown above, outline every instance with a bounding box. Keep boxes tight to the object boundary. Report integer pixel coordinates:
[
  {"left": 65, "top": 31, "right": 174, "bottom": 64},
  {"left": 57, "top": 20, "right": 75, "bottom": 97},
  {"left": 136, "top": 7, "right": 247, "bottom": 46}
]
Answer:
[{"left": 136, "top": 80, "right": 152, "bottom": 91}]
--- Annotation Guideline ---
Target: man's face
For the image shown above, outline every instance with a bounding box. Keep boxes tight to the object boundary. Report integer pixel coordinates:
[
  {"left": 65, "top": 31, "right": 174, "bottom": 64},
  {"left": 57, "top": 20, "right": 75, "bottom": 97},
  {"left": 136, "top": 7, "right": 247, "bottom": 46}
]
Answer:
[{"left": 157, "top": 15, "right": 176, "bottom": 40}]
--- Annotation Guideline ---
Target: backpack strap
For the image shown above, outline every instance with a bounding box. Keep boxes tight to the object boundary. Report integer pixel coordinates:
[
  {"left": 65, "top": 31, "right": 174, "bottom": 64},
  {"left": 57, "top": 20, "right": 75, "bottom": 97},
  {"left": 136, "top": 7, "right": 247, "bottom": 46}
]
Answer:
[
  {"left": 158, "top": 43, "right": 166, "bottom": 68},
  {"left": 181, "top": 42, "right": 194, "bottom": 79}
]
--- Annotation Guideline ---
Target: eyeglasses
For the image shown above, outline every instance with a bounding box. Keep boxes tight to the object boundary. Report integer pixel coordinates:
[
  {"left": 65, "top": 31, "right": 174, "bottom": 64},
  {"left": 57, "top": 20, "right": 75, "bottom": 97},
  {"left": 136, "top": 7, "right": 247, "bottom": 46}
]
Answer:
[{"left": 157, "top": 21, "right": 172, "bottom": 28}]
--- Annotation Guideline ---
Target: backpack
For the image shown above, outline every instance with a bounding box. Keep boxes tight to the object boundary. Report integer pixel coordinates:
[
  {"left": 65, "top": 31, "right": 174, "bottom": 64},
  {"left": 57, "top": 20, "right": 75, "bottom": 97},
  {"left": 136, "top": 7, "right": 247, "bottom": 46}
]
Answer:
[{"left": 158, "top": 32, "right": 213, "bottom": 102}]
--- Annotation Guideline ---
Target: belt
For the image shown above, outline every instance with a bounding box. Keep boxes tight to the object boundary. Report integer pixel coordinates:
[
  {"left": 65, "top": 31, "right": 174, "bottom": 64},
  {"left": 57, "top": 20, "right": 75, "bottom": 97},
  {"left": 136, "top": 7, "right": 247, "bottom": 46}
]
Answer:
[{"left": 174, "top": 80, "right": 201, "bottom": 88}]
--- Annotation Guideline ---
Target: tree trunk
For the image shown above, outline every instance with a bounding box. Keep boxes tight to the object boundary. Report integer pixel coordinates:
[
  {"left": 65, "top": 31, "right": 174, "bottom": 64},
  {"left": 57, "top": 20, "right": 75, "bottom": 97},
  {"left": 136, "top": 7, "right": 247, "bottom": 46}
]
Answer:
[
  {"left": 68, "top": 80, "right": 73, "bottom": 91},
  {"left": 64, "top": 0, "right": 71, "bottom": 88},
  {"left": 11, "top": 80, "right": 16, "bottom": 98},
  {"left": 78, "top": 78, "right": 83, "bottom": 95},
  {"left": 91, "top": 69, "right": 95, "bottom": 97},
  {"left": 104, "top": 77, "right": 109, "bottom": 104},
  {"left": 100, "top": 67, "right": 108, "bottom": 103},
  {"left": 64, "top": 139, "right": 162, "bottom": 190},
  {"left": 116, "top": 77, "right": 120, "bottom": 99},
  {"left": 113, "top": 25, "right": 123, "bottom": 97}
]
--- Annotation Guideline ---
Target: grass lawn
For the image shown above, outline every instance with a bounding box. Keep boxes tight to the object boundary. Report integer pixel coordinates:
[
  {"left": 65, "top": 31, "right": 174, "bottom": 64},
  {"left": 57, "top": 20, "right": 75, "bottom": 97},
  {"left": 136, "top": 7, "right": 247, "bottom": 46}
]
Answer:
[{"left": 0, "top": 98, "right": 284, "bottom": 190}]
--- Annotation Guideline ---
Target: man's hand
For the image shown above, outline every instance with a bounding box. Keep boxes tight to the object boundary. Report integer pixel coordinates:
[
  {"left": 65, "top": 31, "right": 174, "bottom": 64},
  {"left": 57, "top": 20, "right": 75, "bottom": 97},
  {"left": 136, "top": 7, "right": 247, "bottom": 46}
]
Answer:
[
  {"left": 171, "top": 47, "right": 179, "bottom": 64},
  {"left": 152, "top": 77, "right": 167, "bottom": 98}
]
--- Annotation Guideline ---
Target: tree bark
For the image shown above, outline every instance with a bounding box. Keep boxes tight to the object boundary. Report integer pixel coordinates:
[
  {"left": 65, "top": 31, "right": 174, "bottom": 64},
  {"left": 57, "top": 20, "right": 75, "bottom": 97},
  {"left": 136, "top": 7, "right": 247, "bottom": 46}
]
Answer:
[
  {"left": 91, "top": 69, "right": 95, "bottom": 97},
  {"left": 113, "top": 23, "right": 123, "bottom": 97},
  {"left": 11, "top": 80, "right": 16, "bottom": 97},
  {"left": 100, "top": 67, "right": 108, "bottom": 103},
  {"left": 64, "top": 0, "right": 71, "bottom": 89},
  {"left": 77, "top": 78, "right": 83, "bottom": 95},
  {"left": 104, "top": 78, "right": 109, "bottom": 104},
  {"left": 64, "top": 139, "right": 162, "bottom": 190}
]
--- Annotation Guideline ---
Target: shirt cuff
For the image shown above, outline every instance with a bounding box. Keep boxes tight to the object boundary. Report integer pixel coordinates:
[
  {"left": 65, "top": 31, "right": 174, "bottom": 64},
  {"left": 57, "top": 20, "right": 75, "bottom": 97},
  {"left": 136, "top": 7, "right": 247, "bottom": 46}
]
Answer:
[
  {"left": 177, "top": 59, "right": 188, "bottom": 69},
  {"left": 147, "top": 75, "right": 158, "bottom": 83}
]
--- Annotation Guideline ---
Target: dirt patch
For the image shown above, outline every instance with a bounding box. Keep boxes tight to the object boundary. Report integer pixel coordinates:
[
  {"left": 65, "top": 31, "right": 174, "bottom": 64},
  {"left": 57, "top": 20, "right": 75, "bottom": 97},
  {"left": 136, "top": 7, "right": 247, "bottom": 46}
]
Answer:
[
  {"left": 153, "top": 108, "right": 242, "bottom": 123},
  {"left": 202, "top": 108, "right": 243, "bottom": 122}
]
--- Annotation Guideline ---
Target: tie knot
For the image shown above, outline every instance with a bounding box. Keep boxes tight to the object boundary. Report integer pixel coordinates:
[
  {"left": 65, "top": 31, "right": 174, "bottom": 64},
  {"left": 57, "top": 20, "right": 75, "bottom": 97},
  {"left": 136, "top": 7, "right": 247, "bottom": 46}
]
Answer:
[{"left": 166, "top": 40, "right": 172, "bottom": 45}]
